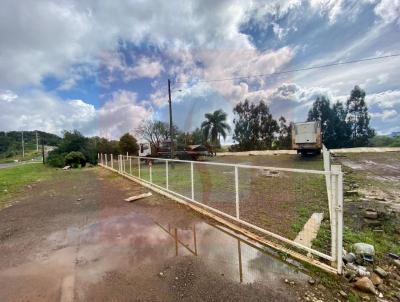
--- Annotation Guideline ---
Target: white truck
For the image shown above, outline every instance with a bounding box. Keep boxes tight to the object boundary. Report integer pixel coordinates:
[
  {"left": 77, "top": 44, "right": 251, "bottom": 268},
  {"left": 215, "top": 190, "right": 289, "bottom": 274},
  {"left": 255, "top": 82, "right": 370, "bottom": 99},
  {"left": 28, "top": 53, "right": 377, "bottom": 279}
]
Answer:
[{"left": 291, "top": 121, "right": 322, "bottom": 156}]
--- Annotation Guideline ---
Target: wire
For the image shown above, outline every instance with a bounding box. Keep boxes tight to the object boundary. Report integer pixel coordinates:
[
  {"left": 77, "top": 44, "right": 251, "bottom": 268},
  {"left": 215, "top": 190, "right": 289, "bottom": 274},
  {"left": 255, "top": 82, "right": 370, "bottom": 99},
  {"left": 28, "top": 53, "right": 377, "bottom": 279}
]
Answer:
[{"left": 175, "top": 53, "right": 400, "bottom": 84}]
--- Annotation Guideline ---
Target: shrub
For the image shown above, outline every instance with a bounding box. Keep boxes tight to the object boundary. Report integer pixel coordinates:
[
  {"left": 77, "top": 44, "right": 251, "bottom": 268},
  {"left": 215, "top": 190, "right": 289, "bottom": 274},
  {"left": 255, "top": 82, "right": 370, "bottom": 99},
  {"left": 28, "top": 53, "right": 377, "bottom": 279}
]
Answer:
[
  {"left": 47, "top": 151, "right": 66, "bottom": 167},
  {"left": 65, "top": 151, "right": 86, "bottom": 168}
]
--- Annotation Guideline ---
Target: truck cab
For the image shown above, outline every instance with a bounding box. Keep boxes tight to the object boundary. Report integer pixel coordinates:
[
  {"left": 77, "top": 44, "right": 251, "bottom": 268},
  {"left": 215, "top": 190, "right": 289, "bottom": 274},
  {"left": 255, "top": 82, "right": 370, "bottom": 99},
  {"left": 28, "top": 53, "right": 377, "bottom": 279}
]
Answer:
[{"left": 139, "top": 142, "right": 151, "bottom": 157}]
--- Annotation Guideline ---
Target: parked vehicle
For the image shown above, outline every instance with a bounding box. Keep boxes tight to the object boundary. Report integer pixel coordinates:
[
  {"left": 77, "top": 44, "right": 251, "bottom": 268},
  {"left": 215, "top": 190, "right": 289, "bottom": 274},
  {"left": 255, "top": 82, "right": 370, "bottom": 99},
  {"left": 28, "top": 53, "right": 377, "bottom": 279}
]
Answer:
[
  {"left": 139, "top": 141, "right": 210, "bottom": 160},
  {"left": 291, "top": 121, "right": 322, "bottom": 156}
]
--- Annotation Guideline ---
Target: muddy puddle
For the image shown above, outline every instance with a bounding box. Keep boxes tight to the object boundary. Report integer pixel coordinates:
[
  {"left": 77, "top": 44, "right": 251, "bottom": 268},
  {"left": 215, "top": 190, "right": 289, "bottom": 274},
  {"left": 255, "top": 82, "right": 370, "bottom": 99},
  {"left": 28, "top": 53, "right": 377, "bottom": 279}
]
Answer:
[{"left": 0, "top": 207, "right": 307, "bottom": 301}]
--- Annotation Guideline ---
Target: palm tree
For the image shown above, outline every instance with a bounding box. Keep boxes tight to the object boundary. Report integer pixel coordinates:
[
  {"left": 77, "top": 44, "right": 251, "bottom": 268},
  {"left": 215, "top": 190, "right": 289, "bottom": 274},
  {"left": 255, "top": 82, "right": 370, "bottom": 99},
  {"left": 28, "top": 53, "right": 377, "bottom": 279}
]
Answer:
[{"left": 201, "top": 109, "right": 231, "bottom": 149}]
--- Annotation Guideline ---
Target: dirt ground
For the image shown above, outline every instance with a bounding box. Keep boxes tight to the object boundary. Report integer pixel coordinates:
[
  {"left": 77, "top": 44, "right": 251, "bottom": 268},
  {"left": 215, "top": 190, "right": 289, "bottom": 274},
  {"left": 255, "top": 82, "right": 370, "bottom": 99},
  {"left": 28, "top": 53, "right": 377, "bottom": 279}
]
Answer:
[
  {"left": 0, "top": 167, "right": 330, "bottom": 302},
  {"left": 335, "top": 152, "right": 400, "bottom": 213}
]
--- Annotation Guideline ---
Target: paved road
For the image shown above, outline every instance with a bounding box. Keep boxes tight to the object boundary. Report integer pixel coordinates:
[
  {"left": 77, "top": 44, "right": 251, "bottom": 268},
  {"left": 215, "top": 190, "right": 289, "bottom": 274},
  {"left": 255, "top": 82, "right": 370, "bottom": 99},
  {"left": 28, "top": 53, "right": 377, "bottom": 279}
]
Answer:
[{"left": 0, "top": 161, "right": 41, "bottom": 169}]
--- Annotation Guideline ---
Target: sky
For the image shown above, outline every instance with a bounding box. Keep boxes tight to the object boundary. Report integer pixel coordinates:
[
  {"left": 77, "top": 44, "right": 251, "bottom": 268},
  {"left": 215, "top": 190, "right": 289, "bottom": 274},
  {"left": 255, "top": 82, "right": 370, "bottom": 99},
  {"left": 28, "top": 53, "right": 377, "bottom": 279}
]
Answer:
[{"left": 1, "top": 0, "right": 399, "bottom": 142}]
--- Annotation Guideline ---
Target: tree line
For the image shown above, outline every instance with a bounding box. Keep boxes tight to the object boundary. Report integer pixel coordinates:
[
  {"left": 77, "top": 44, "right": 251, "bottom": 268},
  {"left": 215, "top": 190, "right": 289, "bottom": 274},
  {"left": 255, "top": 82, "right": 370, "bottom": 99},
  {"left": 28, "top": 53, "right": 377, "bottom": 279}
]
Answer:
[
  {"left": 0, "top": 131, "right": 61, "bottom": 159},
  {"left": 138, "top": 85, "right": 375, "bottom": 152},
  {"left": 47, "top": 131, "right": 139, "bottom": 167},
  {"left": 12, "top": 85, "right": 377, "bottom": 167}
]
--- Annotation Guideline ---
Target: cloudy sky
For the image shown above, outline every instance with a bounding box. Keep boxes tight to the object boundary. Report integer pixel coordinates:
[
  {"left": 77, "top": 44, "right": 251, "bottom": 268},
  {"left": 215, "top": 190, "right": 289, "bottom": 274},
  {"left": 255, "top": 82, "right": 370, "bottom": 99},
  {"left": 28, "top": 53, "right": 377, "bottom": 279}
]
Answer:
[{"left": 1, "top": 0, "right": 399, "bottom": 141}]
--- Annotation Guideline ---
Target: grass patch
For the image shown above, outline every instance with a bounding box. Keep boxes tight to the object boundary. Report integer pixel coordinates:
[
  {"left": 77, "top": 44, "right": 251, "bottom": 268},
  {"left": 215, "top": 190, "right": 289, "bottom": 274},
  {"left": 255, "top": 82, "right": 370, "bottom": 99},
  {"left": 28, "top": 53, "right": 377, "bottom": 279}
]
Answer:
[
  {"left": 0, "top": 164, "right": 56, "bottom": 207},
  {"left": 343, "top": 224, "right": 400, "bottom": 257}
]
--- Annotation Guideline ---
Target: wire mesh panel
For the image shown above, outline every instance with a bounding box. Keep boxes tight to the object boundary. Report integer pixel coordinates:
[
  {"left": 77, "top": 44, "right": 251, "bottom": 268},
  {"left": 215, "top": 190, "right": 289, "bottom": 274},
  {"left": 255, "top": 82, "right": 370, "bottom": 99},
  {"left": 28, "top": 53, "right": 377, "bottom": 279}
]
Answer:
[
  {"left": 193, "top": 163, "right": 236, "bottom": 217},
  {"left": 150, "top": 159, "right": 167, "bottom": 188},
  {"left": 167, "top": 161, "right": 192, "bottom": 199},
  {"left": 139, "top": 159, "right": 153, "bottom": 183},
  {"left": 238, "top": 167, "right": 332, "bottom": 257},
  {"left": 128, "top": 156, "right": 140, "bottom": 177}
]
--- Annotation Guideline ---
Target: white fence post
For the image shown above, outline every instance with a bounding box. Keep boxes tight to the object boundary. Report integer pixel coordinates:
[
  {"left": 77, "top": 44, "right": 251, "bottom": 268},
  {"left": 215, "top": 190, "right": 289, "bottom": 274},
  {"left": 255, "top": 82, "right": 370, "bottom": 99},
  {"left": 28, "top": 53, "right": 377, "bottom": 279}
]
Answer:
[
  {"left": 330, "top": 168, "right": 338, "bottom": 264},
  {"left": 323, "top": 145, "right": 332, "bottom": 215},
  {"left": 166, "top": 160, "right": 169, "bottom": 190},
  {"left": 129, "top": 157, "right": 132, "bottom": 174},
  {"left": 191, "top": 162, "right": 194, "bottom": 200},
  {"left": 111, "top": 154, "right": 113, "bottom": 169},
  {"left": 126, "top": 152, "right": 128, "bottom": 173},
  {"left": 149, "top": 162, "right": 152, "bottom": 183},
  {"left": 332, "top": 165, "right": 343, "bottom": 274},
  {"left": 138, "top": 157, "right": 141, "bottom": 178},
  {"left": 235, "top": 166, "right": 240, "bottom": 219}
]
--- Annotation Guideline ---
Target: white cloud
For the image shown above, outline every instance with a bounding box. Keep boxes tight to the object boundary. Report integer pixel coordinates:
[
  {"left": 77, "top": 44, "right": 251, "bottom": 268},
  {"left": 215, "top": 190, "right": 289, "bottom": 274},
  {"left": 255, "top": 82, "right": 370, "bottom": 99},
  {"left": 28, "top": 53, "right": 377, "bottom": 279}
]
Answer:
[
  {"left": 0, "top": 90, "right": 18, "bottom": 103},
  {"left": 98, "top": 90, "right": 153, "bottom": 138},
  {"left": 366, "top": 90, "right": 400, "bottom": 109},
  {"left": 0, "top": 0, "right": 260, "bottom": 89},
  {"left": 374, "top": 0, "right": 400, "bottom": 25},
  {"left": 127, "top": 57, "right": 164, "bottom": 80},
  {"left": 100, "top": 54, "right": 164, "bottom": 84},
  {"left": 309, "top": 0, "right": 343, "bottom": 23},
  {"left": 370, "top": 109, "right": 397, "bottom": 120},
  {"left": 0, "top": 89, "right": 152, "bottom": 139}
]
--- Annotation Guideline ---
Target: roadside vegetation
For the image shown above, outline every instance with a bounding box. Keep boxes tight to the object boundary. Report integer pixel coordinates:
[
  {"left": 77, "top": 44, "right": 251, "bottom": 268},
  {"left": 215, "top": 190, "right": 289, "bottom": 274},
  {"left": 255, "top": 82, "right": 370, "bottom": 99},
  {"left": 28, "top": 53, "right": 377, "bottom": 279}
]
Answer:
[
  {"left": 369, "top": 135, "right": 400, "bottom": 147},
  {"left": 0, "top": 130, "right": 60, "bottom": 163},
  {"left": 46, "top": 131, "right": 139, "bottom": 168},
  {"left": 0, "top": 164, "right": 56, "bottom": 207}
]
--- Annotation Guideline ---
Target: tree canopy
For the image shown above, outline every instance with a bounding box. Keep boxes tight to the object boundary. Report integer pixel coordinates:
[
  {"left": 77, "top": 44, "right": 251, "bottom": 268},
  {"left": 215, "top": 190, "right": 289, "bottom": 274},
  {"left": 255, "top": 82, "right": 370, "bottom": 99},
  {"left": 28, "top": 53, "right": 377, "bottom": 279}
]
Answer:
[
  {"left": 232, "top": 100, "right": 278, "bottom": 151},
  {"left": 119, "top": 133, "right": 138, "bottom": 155},
  {"left": 306, "top": 86, "right": 374, "bottom": 148},
  {"left": 201, "top": 109, "right": 231, "bottom": 148}
]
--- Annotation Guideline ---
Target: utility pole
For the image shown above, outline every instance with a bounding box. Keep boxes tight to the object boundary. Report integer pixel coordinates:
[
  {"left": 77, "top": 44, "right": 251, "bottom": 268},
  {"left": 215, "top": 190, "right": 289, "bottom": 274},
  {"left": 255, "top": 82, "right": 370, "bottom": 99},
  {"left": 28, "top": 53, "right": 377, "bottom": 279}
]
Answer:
[
  {"left": 21, "top": 131, "right": 25, "bottom": 158},
  {"left": 168, "top": 79, "right": 174, "bottom": 160},
  {"left": 41, "top": 137, "right": 45, "bottom": 164},
  {"left": 36, "top": 131, "right": 39, "bottom": 152}
]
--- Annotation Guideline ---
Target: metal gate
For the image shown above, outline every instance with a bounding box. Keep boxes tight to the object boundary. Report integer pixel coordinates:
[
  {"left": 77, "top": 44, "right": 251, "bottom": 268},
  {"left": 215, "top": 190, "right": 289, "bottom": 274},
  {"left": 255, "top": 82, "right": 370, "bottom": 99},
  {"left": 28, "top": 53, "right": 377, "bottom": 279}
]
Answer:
[{"left": 98, "top": 152, "right": 343, "bottom": 274}]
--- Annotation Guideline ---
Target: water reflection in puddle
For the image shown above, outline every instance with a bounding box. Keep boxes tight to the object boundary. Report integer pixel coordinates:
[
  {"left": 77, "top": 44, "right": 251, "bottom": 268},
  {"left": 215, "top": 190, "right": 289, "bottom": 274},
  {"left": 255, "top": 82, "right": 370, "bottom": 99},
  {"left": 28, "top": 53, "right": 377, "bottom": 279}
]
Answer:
[
  {"left": 45, "top": 210, "right": 307, "bottom": 285},
  {"left": 0, "top": 209, "right": 307, "bottom": 301},
  {"left": 154, "top": 219, "right": 307, "bottom": 285}
]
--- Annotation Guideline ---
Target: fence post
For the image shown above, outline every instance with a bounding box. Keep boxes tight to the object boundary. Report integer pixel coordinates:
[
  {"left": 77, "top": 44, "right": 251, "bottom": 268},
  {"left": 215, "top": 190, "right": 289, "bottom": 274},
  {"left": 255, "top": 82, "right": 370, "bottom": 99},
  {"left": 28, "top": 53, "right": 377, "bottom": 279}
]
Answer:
[
  {"left": 323, "top": 145, "right": 333, "bottom": 231},
  {"left": 149, "top": 162, "right": 152, "bottom": 183},
  {"left": 126, "top": 152, "right": 128, "bottom": 173},
  {"left": 105, "top": 154, "right": 108, "bottom": 167},
  {"left": 129, "top": 157, "right": 132, "bottom": 174},
  {"left": 123, "top": 155, "right": 126, "bottom": 173},
  {"left": 235, "top": 166, "right": 240, "bottom": 219},
  {"left": 138, "top": 157, "right": 141, "bottom": 178},
  {"left": 166, "top": 160, "right": 169, "bottom": 190},
  {"left": 330, "top": 168, "right": 338, "bottom": 265},
  {"left": 332, "top": 165, "right": 343, "bottom": 274},
  {"left": 191, "top": 162, "right": 194, "bottom": 200},
  {"left": 111, "top": 154, "right": 113, "bottom": 169}
]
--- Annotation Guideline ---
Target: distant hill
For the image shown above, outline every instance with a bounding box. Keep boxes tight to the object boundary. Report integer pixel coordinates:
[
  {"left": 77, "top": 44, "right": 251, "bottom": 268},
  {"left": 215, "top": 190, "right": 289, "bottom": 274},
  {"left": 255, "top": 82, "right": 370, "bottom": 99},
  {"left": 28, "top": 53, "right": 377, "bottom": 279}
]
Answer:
[{"left": 0, "top": 131, "right": 61, "bottom": 159}]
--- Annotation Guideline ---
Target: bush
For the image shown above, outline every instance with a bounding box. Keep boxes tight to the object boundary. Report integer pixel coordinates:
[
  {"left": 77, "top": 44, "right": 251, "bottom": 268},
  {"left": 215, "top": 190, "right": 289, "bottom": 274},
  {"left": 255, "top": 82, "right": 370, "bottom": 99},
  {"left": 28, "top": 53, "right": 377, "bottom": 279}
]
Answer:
[
  {"left": 47, "top": 151, "right": 66, "bottom": 167},
  {"left": 65, "top": 151, "right": 86, "bottom": 168}
]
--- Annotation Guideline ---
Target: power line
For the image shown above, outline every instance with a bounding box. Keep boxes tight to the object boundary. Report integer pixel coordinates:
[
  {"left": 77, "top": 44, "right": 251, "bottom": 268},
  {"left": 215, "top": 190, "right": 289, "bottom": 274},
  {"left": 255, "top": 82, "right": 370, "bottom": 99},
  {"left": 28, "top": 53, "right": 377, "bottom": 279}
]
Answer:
[{"left": 175, "top": 53, "right": 400, "bottom": 84}]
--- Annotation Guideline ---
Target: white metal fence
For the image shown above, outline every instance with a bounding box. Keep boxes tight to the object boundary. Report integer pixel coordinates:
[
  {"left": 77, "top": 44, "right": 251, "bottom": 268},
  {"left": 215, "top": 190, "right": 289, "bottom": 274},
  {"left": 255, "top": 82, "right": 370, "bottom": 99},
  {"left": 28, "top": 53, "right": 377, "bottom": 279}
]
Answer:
[{"left": 98, "top": 152, "right": 343, "bottom": 274}]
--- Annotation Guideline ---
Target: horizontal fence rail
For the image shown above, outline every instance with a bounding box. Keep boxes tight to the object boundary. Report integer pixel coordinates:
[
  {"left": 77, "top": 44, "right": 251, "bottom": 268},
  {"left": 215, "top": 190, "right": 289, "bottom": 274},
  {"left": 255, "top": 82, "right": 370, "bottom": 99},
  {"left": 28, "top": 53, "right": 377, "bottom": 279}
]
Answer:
[{"left": 98, "top": 153, "right": 343, "bottom": 274}]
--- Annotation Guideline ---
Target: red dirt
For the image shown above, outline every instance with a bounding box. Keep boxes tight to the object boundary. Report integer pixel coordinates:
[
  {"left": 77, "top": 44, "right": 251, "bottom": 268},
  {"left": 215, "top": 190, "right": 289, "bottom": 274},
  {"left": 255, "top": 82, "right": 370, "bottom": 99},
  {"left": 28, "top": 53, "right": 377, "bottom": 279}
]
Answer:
[{"left": 0, "top": 167, "right": 329, "bottom": 302}]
